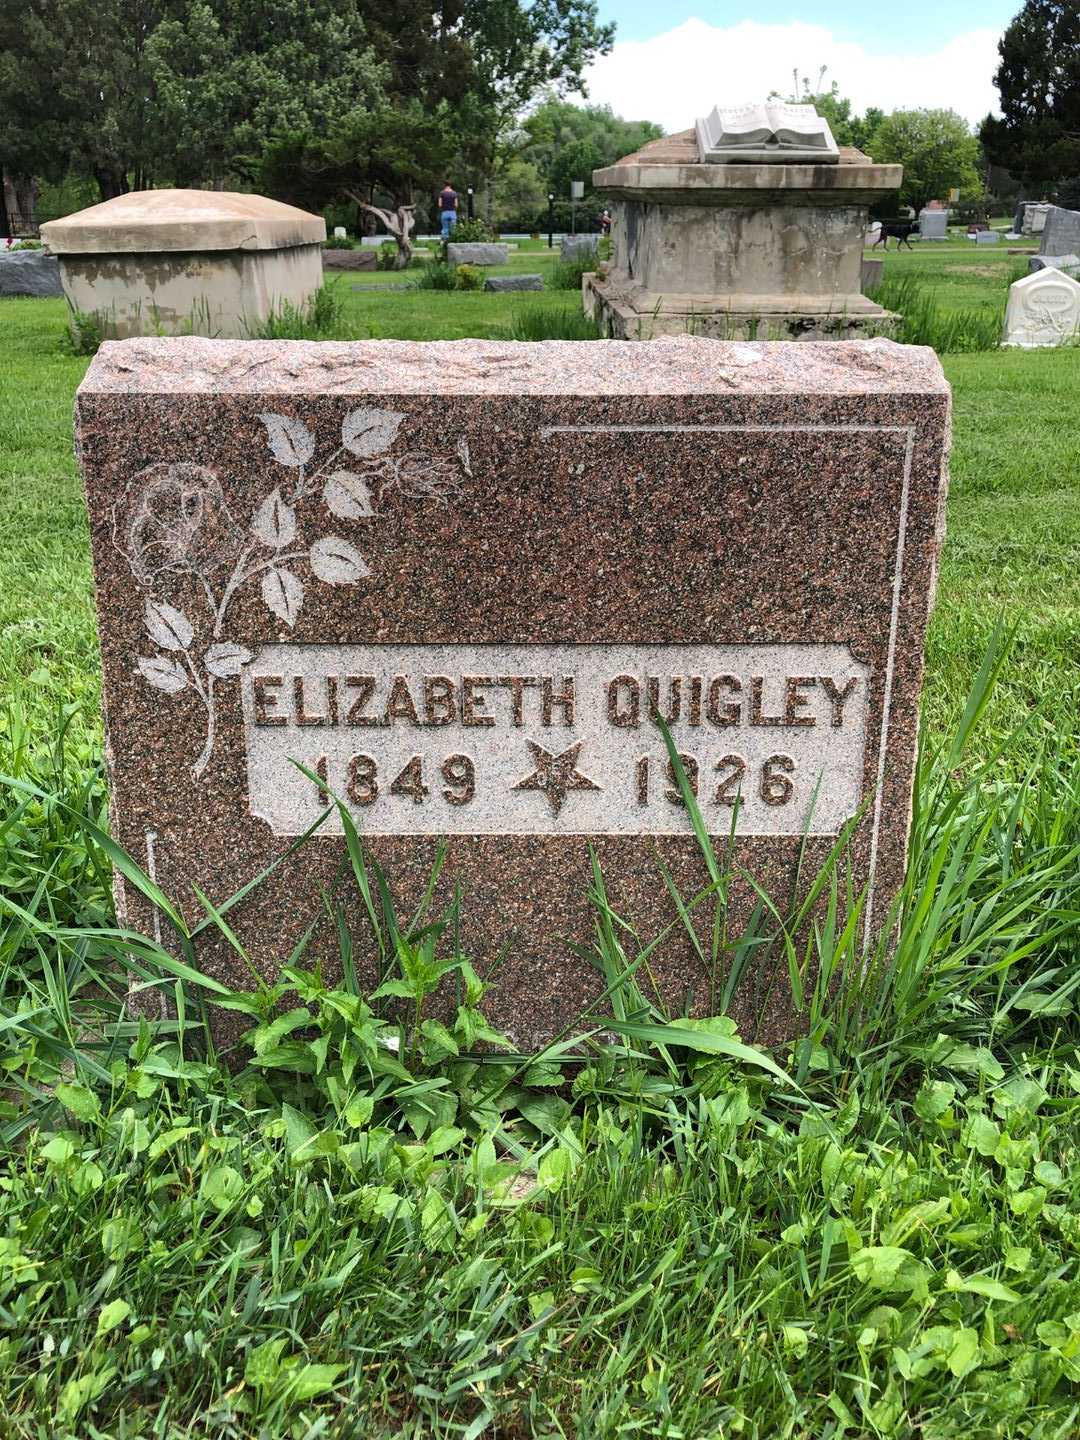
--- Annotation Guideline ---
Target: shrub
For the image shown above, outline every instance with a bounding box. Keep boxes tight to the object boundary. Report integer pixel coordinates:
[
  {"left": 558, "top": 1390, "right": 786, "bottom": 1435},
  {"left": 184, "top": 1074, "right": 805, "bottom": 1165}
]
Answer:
[
  {"left": 412, "top": 261, "right": 457, "bottom": 291},
  {"left": 453, "top": 263, "right": 484, "bottom": 292},
  {"left": 322, "top": 235, "right": 357, "bottom": 251},
  {"left": 376, "top": 240, "right": 399, "bottom": 271},
  {"left": 552, "top": 253, "right": 597, "bottom": 290}
]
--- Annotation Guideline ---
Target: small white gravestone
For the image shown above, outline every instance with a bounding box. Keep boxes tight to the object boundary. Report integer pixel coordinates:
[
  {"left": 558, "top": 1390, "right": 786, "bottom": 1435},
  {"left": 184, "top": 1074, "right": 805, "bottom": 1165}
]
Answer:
[
  {"left": 695, "top": 101, "right": 839, "bottom": 163},
  {"left": 333, "top": 226, "right": 347, "bottom": 239},
  {"left": 1002, "top": 267, "right": 1080, "bottom": 348}
]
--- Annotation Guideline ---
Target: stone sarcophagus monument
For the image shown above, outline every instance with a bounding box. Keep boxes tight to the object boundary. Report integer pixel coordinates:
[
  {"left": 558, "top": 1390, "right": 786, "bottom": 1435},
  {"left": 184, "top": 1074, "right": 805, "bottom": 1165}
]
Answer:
[{"left": 586, "top": 101, "right": 902, "bottom": 341}]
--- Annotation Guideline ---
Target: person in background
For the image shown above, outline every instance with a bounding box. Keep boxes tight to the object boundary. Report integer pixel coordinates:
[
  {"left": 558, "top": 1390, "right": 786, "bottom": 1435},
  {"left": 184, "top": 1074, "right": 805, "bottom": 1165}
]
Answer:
[
  {"left": 438, "top": 183, "right": 459, "bottom": 241},
  {"left": 600, "top": 209, "right": 612, "bottom": 237}
]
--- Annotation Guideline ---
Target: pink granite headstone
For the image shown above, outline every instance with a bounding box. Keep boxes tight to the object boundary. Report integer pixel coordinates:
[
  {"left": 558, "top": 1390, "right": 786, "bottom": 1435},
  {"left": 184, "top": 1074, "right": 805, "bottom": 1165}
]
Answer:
[{"left": 75, "top": 336, "right": 950, "bottom": 1045}]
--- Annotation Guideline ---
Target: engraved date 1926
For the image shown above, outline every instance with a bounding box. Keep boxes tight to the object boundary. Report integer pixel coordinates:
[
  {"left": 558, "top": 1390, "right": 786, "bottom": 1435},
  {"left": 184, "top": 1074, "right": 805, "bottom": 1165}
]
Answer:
[{"left": 635, "top": 752, "right": 797, "bottom": 808}]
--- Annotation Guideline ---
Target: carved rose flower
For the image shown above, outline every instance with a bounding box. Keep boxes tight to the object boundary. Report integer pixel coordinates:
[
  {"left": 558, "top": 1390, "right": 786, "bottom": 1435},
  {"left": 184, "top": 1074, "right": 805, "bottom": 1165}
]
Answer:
[{"left": 113, "top": 463, "right": 243, "bottom": 587}]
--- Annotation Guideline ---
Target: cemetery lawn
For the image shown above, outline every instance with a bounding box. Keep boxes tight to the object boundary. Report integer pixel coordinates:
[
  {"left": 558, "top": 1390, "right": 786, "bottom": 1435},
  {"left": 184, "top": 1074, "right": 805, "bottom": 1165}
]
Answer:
[{"left": 1, "top": 268, "right": 1080, "bottom": 1437}]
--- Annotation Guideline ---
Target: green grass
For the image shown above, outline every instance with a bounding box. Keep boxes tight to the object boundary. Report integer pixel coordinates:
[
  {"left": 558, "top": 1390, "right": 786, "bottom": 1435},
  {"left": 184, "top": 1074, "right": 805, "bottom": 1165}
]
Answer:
[{"left": 1, "top": 253, "right": 1080, "bottom": 1436}]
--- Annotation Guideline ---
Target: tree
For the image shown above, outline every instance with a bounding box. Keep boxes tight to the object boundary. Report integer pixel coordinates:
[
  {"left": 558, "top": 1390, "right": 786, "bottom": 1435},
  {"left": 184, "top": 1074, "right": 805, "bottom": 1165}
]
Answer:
[
  {"left": 261, "top": 1, "right": 616, "bottom": 264},
  {"left": 146, "top": 1, "right": 387, "bottom": 188},
  {"left": 870, "top": 109, "right": 982, "bottom": 211},
  {"left": 980, "top": 0, "right": 1080, "bottom": 189},
  {"left": 516, "top": 95, "right": 663, "bottom": 201},
  {"left": 0, "top": 0, "right": 387, "bottom": 201}
]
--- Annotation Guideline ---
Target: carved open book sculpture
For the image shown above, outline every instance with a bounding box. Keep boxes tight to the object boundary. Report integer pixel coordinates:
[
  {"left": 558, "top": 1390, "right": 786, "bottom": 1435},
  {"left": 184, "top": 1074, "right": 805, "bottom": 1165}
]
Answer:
[{"left": 696, "top": 102, "right": 839, "bottom": 164}]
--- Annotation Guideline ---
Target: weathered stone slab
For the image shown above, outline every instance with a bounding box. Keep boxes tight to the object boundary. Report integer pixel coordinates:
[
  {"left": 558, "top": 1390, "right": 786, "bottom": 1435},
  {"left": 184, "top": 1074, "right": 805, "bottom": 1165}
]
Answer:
[
  {"left": 1029, "top": 253, "right": 1080, "bottom": 275},
  {"left": 1039, "top": 205, "right": 1080, "bottom": 257},
  {"left": 322, "top": 248, "right": 376, "bottom": 271},
  {"left": 1003, "top": 268, "right": 1080, "bottom": 347},
  {"left": 483, "top": 274, "right": 544, "bottom": 292},
  {"left": 75, "top": 336, "right": 950, "bottom": 1048},
  {"left": 918, "top": 208, "right": 949, "bottom": 239},
  {"left": 0, "top": 249, "right": 63, "bottom": 297},
  {"left": 446, "top": 243, "right": 508, "bottom": 266},
  {"left": 560, "top": 235, "right": 598, "bottom": 261},
  {"left": 860, "top": 258, "right": 883, "bottom": 292},
  {"left": 975, "top": 229, "right": 1000, "bottom": 245}
]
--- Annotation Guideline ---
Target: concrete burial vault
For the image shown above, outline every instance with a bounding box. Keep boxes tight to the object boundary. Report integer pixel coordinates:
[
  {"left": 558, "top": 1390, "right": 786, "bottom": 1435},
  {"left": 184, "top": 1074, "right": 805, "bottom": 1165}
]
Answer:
[
  {"left": 41, "top": 189, "right": 325, "bottom": 340},
  {"left": 586, "top": 102, "right": 903, "bottom": 341}
]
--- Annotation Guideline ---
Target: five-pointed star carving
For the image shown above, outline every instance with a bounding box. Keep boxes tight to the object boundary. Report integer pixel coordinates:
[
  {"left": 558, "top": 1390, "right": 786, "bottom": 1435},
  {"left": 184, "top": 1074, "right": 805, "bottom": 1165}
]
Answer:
[{"left": 511, "top": 739, "right": 601, "bottom": 818}]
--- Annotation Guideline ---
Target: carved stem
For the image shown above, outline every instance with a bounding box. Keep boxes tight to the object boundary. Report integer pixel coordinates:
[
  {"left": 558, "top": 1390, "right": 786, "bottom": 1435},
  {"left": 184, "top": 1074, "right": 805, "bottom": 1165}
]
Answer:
[{"left": 192, "top": 674, "right": 216, "bottom": 778}]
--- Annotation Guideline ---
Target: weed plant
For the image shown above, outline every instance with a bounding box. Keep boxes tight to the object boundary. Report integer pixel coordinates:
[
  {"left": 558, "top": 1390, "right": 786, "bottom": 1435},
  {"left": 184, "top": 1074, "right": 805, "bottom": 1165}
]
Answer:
[
  {"left": 1, "top": 633, "right": 1080, "bottom": 1435},
  {"left": 499, "top": 304, "right": 603, "bottom": 341},
  {"left": 551, "top": 252, "right": 597, "bottom": 290},
  {"left": 870, "top": 272, "right": 1006, "bottom": 352},
  {"left": 251, "top": 283, "right": 347, "bottom": 340}
]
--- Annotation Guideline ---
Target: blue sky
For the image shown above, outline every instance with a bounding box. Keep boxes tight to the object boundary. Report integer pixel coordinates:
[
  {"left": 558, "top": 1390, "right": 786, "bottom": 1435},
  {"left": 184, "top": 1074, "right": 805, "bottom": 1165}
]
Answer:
[
  {"left": 596, "top": 0, "right": 1016, "bottom": 52},
  {"left": 584, "top": 4, "right": 1012, "bottom": 128}
]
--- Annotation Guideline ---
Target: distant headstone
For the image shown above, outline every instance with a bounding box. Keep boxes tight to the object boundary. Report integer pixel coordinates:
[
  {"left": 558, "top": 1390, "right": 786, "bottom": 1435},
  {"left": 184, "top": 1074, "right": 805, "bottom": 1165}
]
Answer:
[
  {"left": 560, "top": 234, "right": 598, "bottom": 261},
  {"left": 322, "top": 249, "right": 377, "bottom": 271},
  {"left": 1013, "top": 203, "right": 1026, "bottom": 233},
  {"left": 975, "top": 230, "right": 1000, "bottom": 245},
  {"left": 1021, "top": 202, "right": 1051, "bottom": 236},
  {"left": 75, "top": 335, "right": 950, "bottom": 1047},
  {"left": 484, "top": 274, "right": 544, "bottom": 291},
  {"left": 40, "top": 189, "right": 324, "bottom": 339},
  {"left": 1039, "top": 206, "right": 1080, "bottom": 258},
  {"left": 0, "top": 249, "right": 64, "bottom": 297},
  {"left": 918, "top": 208, "right": 949, "bottom": 240},
  {"left": 1029, "top": 253, "right": 1080, "bottom": 275},
  {"left": 333, "top": 227, "right": 347, "bottom": 239},
  {"left": 446, "top": 243, "right": 508, "bottom": 266},
  {"left": 1003, "top": 268, "right": 1080, "bottom": 347}
]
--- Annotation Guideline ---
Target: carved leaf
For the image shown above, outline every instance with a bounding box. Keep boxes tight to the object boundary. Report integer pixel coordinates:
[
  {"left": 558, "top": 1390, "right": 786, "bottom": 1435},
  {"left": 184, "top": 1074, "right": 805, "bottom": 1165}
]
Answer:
[
  {"left": 310, "top": 536, "right": 370, "bottom": 585},
  {"left": 341, "top": 407, "right": 405, "bottom": 458},
  {"left": 258, "top": 413, "right": 315, "bottom": 467},
  {"left": 144, "top": 599, "right": 193, "bottom": 652},
  {"left": 323, "top": 470, "right": 375, "bottom": 520},
  {"left": 261, "top": 567, "right": 304, "bottom": 627},
  {"left": 136, "top": 655, "right": 187, "bottom": 693},
  {"left": 204, "top": 641, "right": 254, "bottom": 678},
  {"left": 251, "top": 487, "right": 297, "bottom": 548},
  {"left": 456, "top": 436, "right": 472, "bottom": 477}
]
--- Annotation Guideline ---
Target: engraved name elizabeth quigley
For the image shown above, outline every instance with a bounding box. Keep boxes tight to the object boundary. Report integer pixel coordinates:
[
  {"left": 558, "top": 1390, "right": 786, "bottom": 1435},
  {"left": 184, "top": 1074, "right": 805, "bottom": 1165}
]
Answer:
[
  {"left": 113, "top": 405, "right": 469, "bottom": 775},
  {"left": 239, "top": 645, "right": 871, "bottom": 838}
]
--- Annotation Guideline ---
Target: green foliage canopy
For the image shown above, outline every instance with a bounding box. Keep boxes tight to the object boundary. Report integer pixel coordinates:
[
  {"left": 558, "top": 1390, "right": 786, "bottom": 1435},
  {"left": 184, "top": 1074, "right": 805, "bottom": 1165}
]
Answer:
[
  {"left": 871, "top": 108, "right": 983, "bottom": 211},
  {"left": 980, "top": 0, "right": 1080, "bottom": 187}
]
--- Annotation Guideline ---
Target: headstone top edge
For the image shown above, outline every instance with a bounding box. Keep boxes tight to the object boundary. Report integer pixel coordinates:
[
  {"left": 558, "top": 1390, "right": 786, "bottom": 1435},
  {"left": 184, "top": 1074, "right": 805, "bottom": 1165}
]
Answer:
[{"left": 77, "top": 336, "right": 949, "bottom": 400}]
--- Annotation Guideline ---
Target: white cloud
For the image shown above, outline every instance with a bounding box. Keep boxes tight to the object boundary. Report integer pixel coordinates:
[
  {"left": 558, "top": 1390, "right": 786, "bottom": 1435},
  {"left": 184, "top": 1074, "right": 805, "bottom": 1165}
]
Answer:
[{"left": 583, "top": 18, "right": 1002, "bottom": 132}]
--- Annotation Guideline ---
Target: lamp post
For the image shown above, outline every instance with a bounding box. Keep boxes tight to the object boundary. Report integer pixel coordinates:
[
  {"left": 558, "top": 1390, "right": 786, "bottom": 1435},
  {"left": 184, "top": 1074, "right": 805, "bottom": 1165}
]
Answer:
[
  {"left": 547, "top": 193, "right": 554, "bottom": 250},
  {"left": 467, "top": 186, "right": 475, "bottom": 221},
  {"left": 570, "top": 180, "right": 584, "bottom": 237}
]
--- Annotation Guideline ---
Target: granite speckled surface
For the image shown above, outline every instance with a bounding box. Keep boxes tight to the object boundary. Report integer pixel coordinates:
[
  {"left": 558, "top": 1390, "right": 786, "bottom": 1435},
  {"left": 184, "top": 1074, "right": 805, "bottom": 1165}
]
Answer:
[{"left": 75, "top": 336, "right": 950, "bottom": 1049}]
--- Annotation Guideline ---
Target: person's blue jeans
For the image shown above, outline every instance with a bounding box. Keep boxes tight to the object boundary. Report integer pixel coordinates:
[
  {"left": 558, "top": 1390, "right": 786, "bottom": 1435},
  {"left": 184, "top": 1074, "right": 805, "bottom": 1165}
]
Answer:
[{"left": 441, "top": 210, "right": 457, "bottom": 240}]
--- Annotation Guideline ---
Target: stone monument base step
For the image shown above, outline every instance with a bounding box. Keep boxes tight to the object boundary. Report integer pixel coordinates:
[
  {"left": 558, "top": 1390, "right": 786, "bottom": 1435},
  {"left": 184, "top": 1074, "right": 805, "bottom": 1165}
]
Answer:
[{"left": 585, "top": 275, "right": 899, "bottom": 341}]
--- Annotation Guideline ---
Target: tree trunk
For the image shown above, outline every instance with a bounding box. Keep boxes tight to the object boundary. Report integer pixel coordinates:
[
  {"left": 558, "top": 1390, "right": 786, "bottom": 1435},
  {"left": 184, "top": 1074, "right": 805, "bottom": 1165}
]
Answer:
[
  {"left": 345, "top": 192, "right": 415, "bottom": 269},
  {"left": 94, "top": 167, "right": 129, "bottom": 202},
  {"left": 0, "top": 170, "right": 13, "bottom": 238}
]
